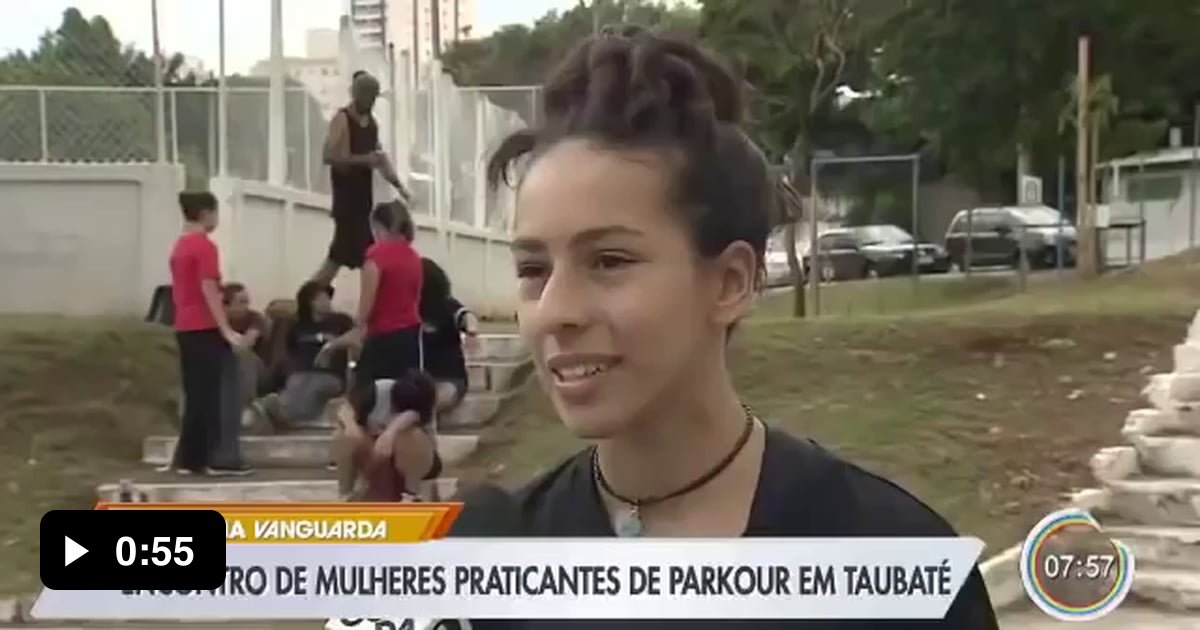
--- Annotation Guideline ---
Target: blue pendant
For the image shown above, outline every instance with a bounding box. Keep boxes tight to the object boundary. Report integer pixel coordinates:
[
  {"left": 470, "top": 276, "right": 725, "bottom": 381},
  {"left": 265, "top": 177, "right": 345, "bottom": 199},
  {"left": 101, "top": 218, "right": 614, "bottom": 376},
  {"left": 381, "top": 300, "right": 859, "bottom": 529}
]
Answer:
[{"left": 616, "top": 507, "right": 642, "bottom": 537}]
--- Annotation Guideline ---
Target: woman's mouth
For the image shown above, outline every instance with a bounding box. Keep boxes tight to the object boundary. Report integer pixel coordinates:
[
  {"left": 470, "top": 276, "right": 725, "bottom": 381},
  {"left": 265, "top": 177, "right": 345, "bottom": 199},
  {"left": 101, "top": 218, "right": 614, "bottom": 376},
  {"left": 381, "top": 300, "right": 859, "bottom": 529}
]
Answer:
[
  {"left": 545, "top": 355, "right": 620, "bottom": 402},
  {"left": 551, "top": 363, "right": 611, "bottom": 382}
]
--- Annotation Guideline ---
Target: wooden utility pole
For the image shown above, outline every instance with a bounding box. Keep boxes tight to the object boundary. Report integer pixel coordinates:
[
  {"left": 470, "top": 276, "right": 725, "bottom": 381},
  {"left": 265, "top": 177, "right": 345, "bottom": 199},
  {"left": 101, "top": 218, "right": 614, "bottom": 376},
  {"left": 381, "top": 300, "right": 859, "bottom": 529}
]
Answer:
[{"left": 1076, "top": 36, "right": 1095, "bottom": 277}]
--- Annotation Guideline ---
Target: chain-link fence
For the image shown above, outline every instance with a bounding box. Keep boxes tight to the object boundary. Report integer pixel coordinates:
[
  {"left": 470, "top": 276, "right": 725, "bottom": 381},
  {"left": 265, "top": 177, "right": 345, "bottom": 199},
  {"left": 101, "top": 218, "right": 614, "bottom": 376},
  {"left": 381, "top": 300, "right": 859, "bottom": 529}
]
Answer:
[
  {"left": 0, "top": 1, "right": 541, "bottom": 230},
  {"left": 0, "top": 85, "right": 328, "bottom": 192}
]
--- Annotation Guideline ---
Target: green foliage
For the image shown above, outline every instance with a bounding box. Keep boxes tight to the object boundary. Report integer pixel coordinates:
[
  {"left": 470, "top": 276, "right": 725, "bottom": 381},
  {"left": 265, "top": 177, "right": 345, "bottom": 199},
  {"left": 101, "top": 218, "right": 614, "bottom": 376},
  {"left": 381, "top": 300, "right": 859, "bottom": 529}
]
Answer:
[
  {"left": 867, "top": 0, "right": 1200, "bottom": 199},
  {"left": 441, "top": 0, "right": 699, "bottom": 87}
]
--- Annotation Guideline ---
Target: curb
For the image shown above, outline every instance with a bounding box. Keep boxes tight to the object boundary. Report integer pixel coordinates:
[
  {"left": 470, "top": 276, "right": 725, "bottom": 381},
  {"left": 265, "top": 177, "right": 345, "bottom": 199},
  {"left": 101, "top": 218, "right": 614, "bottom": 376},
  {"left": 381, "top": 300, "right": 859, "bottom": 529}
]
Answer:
[
  {"left": 979, "top": 544, "right": 1025, "bottom": 611},
  {"left": 0, "top": 594, "right": 31, "bottom": 624}
]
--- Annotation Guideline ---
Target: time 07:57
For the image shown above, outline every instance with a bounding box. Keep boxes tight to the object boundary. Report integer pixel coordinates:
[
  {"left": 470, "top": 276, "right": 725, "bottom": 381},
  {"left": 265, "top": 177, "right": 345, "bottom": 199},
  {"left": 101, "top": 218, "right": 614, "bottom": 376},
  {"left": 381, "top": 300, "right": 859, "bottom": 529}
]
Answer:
[{"left": 1043, "top": 553, "right": 1117, "bottom": 580}]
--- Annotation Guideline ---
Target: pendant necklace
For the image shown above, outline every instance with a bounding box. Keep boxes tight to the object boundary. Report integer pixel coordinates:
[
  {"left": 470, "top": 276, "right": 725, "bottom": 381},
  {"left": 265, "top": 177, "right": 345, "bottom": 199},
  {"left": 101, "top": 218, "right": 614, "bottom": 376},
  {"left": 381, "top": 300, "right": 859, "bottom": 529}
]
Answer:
[{"left": 592, "top": 404, "right": 756, "bottom": 538}]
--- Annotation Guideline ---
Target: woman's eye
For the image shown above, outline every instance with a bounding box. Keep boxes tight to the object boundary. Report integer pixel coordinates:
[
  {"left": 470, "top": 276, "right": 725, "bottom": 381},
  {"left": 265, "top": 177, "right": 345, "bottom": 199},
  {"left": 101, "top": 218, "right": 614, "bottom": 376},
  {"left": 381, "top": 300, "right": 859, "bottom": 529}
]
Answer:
[
  {"left": 515, "top": 262, "right": 547, "bottom": 279},
  {"left": 594, "top": 253, "right": 635, "bottom": 270}
]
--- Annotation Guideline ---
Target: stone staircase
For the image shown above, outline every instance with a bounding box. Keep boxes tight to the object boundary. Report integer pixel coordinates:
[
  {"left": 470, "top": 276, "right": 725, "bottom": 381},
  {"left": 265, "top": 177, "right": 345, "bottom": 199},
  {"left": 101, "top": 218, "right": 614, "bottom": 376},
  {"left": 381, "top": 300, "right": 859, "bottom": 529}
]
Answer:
[
  {"left": 989, "top": 311, "right": 1200, "bottom": 623},
  {"left": 97, "top": 332, "right": 529, "bottom": 505}
]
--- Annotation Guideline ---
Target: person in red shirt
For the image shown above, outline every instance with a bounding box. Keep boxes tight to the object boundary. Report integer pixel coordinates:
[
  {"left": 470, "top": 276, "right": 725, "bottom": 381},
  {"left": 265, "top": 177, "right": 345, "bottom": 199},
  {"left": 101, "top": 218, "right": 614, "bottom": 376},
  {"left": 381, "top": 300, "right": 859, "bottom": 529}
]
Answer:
[
  {"left": 168, "top": 191, "right": 251, "bottom": 476},
  {"left": 320, "top": 199, "right": 423, "bottom": 385}
]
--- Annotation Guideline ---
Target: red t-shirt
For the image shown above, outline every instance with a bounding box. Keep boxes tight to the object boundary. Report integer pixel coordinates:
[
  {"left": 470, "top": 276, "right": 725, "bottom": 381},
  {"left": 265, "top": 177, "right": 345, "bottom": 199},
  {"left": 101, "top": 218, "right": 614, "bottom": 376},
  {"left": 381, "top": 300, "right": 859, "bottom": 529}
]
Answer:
[
  {"left": 169, "top": 231, "right": 221, "bottom": 331},
  {"left": 365, "top": 239, "right": 422, "bottom": 336}
]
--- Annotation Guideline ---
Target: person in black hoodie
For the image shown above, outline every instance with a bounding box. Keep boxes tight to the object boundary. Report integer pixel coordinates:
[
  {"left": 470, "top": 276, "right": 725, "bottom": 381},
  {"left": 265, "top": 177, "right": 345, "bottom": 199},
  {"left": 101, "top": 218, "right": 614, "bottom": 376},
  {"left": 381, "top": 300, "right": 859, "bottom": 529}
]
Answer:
[
  {"left": 455, "top": 25, "right": 999, "bottom": 629},
  {"left": 419, "top": 257, "right": 480, "bottom": 414}
]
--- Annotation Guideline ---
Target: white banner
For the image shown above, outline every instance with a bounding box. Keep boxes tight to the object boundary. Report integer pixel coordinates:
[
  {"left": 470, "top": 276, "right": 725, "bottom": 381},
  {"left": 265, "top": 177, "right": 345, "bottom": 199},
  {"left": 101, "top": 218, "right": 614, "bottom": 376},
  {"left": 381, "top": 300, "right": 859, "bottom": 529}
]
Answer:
[{"left": 32, "top": 538, "right": 983, "bottom": 621}]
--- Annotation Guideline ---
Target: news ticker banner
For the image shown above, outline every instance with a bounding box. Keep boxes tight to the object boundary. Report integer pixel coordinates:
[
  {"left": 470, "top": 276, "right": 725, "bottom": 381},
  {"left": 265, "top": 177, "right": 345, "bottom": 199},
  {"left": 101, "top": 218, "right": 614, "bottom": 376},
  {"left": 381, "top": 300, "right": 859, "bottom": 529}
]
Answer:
[{"left": 32, "top": 503, "right": 984, "bottom": 621}]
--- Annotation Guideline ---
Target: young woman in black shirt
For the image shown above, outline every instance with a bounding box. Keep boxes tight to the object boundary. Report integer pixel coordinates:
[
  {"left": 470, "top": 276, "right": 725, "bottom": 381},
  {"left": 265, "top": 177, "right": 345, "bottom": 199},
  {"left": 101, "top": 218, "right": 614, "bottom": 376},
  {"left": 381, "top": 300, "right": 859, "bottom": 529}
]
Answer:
[
  {"left": 465, "top": 25, "right": 999, "bottom": 629},
  {"left": 419, "top": 257, "right": 479, "bottom": 413}
]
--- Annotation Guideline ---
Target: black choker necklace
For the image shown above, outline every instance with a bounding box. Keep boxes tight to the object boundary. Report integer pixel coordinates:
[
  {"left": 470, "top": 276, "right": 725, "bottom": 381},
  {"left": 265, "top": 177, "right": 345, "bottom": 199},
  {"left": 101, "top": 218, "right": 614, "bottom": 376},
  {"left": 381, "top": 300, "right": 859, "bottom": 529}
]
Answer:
[{"left": 591, "top": 404, "right": 757, "bottom": 537}]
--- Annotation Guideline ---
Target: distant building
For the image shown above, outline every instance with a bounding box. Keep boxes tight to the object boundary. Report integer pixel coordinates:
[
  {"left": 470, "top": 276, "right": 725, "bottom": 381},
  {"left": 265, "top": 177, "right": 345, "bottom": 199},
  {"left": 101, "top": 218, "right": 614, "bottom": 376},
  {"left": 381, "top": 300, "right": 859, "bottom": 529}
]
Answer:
[
  {"left": 347, "top": 0, "right": 478, "bottom": 62},
  {"left": 249, "top": 30, "right": 345, "bottom": 122},
  {"left": 306, "top": 28, "right": 340, "bottom": 59},
  {"left": 1099, "top": 146, "right": 1200, "bottom": 264}
]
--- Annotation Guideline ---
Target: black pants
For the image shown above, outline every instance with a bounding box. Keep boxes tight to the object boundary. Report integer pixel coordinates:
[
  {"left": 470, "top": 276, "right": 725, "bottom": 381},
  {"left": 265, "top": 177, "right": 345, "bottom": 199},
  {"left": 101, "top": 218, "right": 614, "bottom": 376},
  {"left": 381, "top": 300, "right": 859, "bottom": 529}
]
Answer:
[
  {"left": 175, "top": 329, "right": 230, "bottom": 471},
  {"left": 355, "top": 325, "right": 422, "bottom": 385}
]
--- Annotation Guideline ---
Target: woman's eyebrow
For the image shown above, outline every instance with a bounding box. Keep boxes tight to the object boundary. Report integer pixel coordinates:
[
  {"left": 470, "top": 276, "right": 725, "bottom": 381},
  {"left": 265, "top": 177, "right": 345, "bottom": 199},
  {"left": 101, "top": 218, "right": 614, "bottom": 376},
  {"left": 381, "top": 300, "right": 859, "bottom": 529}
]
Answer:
[{"left": 510, "top": 225, "right": 645, "bottom": 254}]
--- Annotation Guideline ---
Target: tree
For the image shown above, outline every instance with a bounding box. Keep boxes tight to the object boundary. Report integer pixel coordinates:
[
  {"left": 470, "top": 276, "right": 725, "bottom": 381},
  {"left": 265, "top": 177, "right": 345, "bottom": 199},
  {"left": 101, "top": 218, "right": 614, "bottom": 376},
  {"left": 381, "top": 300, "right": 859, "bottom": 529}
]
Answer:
[
  {"left": 0, "top": 7, "right": 325, "bottom": 191},
  {"left": 700, "top": 0, "right": 898, "bottom": 317},
  {"left": 0, "top": 8, "right": 196, "bottom": 163},
  {"left": 441, "top": 0, "right": 699, "bottom": 124},
  {"left": 867, "top": 0, "right": 1200, "bottom": 203}
]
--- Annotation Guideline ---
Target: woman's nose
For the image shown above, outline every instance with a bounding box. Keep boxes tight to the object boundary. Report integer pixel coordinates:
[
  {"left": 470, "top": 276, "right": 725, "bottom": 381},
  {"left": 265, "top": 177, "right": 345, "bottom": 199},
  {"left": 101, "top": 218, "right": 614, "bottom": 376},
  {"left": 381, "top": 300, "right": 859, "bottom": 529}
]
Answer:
[{"left": 531, "top": 268, "right": 591, "bottom": 332}]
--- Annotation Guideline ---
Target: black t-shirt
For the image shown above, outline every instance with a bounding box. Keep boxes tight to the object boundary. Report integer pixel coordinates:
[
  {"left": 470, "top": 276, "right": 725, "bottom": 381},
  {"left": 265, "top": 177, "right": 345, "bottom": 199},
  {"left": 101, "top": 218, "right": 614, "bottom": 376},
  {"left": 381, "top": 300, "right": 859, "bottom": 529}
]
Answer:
[
  {"left": 286, "top": 313, "right": 354, "bottom": 376},
  {"left": 421, "top": 297, "right": 469, "bottom": 383},
  {"left": 470, "top": 427, "right": 999, "bottom": 629}
]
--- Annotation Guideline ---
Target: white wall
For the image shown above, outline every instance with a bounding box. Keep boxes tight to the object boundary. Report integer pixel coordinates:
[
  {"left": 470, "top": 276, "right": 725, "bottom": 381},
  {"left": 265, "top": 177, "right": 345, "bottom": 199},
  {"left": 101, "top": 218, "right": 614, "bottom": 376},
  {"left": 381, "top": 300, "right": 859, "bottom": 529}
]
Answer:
[
  {"left": 211, "top": 176, "right": 517, "bottom": 317},
  {"left": 0, "top": 163, "right": 184, "bottom": 315},
  {"left": 0, "top": 166, "right": 516, "bottom": 318}
]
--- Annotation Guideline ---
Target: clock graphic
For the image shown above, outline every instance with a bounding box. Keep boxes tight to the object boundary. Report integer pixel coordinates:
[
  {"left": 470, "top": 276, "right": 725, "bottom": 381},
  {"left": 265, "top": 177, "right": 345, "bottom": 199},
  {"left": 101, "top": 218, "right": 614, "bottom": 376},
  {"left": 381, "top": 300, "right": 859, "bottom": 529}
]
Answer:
[{"left": 1019, "top": 508, "right": 1135, "bottom": 621}]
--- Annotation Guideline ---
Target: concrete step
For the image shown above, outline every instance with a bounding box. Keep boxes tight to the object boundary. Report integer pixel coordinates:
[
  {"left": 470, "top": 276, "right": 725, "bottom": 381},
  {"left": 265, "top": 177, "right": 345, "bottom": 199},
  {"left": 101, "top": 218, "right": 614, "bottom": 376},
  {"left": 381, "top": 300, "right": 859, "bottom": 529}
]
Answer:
[
  {"left": 1105, "top": 525, "right": 1200, "bottom": 572},
  {"left": 1175, "top": 342, "right": 1200, "bottom": 374},
  {"left": 1137, "top": 374, "right": 1200, "bottom": 408},
  {"left": 1090, "top": 446, "right": 1140, "bottom": 484},
  {"left": 1134, "top": 568, "right": 1200, "bottom": 611},
  {"left": 1145, "top": 373, "right": 1200, "bottom": 410},
  {"left": 142, "top": 433, "right": 480, "bottom": 469},
  {"left": 1128, "top": 435, "right": 1200, "bottom": 478},
  {"left": 440, "top": 391, "right": 514, "bottom": 430},
  {"left": 1106, "top": 477, "right": 1200, "bottom": 526},
  {"left": 466, "top": 359, "right": 531, "bottom": 394},
  {"left": 1123, "top": 408, "right": 1200, "bottom": 438},
  {"left": 97, "top": 475, "right": 459, "bottom": 503},
  {"left": 471, "top": 333, "right": 527, "bottom": 363}
]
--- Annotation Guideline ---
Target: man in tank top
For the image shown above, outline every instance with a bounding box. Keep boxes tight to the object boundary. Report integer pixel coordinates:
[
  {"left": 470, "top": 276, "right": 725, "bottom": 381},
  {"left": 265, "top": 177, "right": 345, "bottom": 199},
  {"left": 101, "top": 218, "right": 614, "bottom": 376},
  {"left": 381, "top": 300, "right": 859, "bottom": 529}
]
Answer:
[{"left": 314, "top": 71, "right": 410, "bottom": 286}]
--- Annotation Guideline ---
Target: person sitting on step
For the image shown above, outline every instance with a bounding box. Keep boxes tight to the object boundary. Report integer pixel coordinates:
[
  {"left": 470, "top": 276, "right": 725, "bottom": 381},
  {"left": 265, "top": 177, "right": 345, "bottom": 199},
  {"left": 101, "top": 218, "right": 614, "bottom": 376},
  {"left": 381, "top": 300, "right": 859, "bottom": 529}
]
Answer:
[
  {"left": 419, "top": 257, "right": 481, "bottom": 415},
  {"left": 333, "top": 370, "right": 443, "bottom": 502},
  {"left": 222, "top": 283, "right": 272, "bottom": 412},
  {"left": 250, "top": 280, "right": 355, "bottom": 431}
]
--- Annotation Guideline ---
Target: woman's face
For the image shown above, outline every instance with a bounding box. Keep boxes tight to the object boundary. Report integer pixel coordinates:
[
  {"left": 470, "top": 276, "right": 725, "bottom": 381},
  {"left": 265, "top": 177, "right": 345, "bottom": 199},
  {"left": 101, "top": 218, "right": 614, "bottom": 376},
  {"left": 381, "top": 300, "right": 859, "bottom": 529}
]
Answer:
[
  {"left": 226, "top": 289, "right": 250, "bottom": 319},
  {"left": 311, "top": 290, "right": 332, "bottom": 316},
  {"left": 511, "top": 139, "right": 746, "bottom": 439}
]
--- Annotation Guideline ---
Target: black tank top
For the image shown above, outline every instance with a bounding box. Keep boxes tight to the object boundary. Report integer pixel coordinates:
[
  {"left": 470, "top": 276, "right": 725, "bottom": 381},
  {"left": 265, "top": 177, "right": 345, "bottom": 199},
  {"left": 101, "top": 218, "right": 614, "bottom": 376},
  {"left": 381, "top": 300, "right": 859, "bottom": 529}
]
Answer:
[{"left": 330, "top": 107, "right": 379, "bottom": 217}]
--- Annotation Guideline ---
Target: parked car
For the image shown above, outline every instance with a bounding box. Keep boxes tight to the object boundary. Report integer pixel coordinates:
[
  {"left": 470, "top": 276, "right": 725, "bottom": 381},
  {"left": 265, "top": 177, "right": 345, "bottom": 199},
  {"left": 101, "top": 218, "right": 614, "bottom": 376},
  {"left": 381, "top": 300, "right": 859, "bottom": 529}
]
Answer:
[
  {"left": 944, "top": 205, "right": 1077, "bottom": 270},
  {"left": 802, "top": 225, "right": 952, "bottom": 282}
]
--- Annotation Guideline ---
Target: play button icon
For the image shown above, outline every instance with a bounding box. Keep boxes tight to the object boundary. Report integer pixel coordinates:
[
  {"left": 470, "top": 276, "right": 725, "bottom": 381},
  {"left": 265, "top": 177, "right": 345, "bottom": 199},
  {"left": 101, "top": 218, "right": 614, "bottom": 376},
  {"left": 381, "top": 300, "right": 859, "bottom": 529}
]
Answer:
[{"left": 63, "top": 536, "right": 88, "bottom": 567}]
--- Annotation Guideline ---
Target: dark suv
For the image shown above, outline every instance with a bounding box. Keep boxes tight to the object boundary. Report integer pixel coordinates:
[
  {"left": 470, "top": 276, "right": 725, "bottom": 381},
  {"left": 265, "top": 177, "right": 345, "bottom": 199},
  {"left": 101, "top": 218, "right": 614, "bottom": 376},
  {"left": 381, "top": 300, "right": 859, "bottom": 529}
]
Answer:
[
  {"left": 944, "top": 206, "right": 1076, "bottom": 269},
  {"left": 802, "top": 225, "right": 952, "bottom": 282}
]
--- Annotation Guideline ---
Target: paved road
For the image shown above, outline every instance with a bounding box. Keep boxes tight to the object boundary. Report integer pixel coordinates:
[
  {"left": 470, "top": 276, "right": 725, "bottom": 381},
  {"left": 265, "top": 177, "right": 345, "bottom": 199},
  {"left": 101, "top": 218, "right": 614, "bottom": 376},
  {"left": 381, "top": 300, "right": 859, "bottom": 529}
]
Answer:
[{"left": 1000, "top": 604, "right": 1200, "bottom": 629}]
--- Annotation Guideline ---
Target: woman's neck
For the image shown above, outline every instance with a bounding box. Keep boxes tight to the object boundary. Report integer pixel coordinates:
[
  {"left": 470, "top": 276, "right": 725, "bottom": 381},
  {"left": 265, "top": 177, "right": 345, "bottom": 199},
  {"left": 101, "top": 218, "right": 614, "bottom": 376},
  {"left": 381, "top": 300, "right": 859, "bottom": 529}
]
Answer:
[{"left": 596, "top": 355, "right": 749, "bottom": 501}]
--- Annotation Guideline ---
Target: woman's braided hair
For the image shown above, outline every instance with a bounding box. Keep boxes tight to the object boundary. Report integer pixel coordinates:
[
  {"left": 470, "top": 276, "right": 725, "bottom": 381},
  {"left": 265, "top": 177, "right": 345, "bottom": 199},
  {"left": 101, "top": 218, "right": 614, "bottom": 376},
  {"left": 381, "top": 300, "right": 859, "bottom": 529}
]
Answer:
[{"left": 486, "top": 25, "right": 773, "bottom": 267}]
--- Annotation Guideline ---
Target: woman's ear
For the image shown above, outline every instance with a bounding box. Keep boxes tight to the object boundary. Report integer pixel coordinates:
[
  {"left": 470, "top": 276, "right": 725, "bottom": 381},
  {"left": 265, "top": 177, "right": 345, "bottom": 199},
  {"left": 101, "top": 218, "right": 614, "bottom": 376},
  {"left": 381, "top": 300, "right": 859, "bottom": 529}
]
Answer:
[{"left": 708, "top": 240, "right": 758, "bottom": 329}]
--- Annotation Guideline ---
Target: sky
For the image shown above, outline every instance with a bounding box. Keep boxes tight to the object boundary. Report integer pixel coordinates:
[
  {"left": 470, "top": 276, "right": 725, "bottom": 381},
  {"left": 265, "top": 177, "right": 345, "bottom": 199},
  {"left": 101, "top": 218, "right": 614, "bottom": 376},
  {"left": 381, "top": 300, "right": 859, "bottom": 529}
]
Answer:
[{"left": 0, "top": 0, "right": 586, "bottom": 74}]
